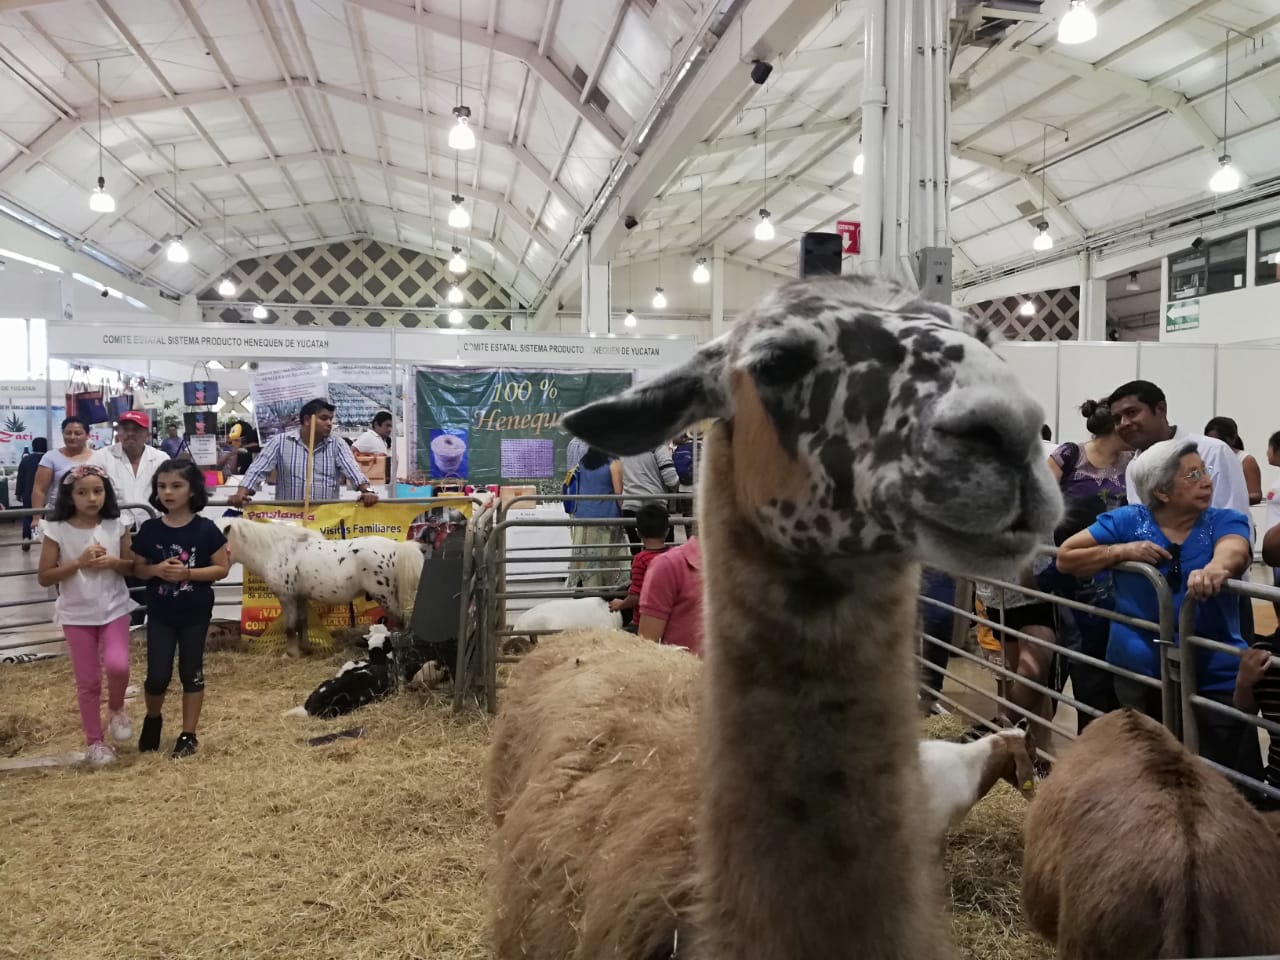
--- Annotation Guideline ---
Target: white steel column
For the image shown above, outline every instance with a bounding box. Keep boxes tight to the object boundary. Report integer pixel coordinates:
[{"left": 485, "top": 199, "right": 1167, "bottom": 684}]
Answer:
[
  {"left": 580, "top": 235, "right": 610, "bottom": 335},
  {"left": 711, "top": 242, "right": 726, "bottom": 340},
  {"left": 1077, "top": 251, "right": 1108, "bottom": 341},
  {"left": 860, "top": 0, "right": 887, "bottom": 268}
]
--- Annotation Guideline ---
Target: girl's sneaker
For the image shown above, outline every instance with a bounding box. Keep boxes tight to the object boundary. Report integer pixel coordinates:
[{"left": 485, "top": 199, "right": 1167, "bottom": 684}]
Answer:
[
  {"left": 85, "top": 742, "right": 116, "bottom": 766},
  {"left": 108, "top": 709, "right": 132, "bottom": 743},
  {"left": 171, "top": 733, "right": 198, "bottom": 759},
  {"left": 138, "top": 715, "right": 162, "bottom": 753}
]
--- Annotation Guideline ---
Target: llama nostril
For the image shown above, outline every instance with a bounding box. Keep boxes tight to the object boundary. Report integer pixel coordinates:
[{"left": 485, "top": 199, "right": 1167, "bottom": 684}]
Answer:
[{"left": 933, "top": 422, "right": 1007, "bottom": 457}]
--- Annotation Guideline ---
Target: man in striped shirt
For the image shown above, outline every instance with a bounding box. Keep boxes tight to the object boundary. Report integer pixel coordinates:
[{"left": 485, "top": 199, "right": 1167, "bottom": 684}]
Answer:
[{"left": 228, "top": 398, "right": 378, "bottom": 507}]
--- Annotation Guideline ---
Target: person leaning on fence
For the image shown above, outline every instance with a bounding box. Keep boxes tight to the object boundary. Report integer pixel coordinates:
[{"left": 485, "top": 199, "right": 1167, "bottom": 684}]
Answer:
[
  {"left": 228, "top": 398, "right": 378, "bottom": 508},
  {"left": 1056, "top": 437, "right": 1262, "bottom": 782},
  {"left": 563, "top": 446, "right": 623, "bottom": 592}
]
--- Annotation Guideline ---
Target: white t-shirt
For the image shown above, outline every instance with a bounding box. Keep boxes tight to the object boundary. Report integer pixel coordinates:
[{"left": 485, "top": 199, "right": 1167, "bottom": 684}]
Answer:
[
  {"left": 351, "top": 430, "right": 390, "bottom": 455},
  {"left": 1124, "top": 427, "right": 1252, "bottom": 531},
  {"left": 42, "top": 518, "right": 136, "bottom": 626}
]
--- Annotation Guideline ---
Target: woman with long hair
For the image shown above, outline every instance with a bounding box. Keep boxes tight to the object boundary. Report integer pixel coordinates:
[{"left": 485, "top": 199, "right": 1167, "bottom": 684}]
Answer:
[{"left": 565, "top": 446, "right": 624, "bottom": 592}]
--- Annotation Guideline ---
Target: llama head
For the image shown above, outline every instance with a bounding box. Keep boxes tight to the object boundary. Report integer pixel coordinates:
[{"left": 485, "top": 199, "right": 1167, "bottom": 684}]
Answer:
[{"left": 562, "top": 275, "right": 1061, "bottom": 576}]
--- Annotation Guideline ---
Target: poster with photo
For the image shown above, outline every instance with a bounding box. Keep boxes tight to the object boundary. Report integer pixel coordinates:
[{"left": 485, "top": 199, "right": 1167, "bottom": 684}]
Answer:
[
  {"left": 248, "top": 365, "right": 328, "bottom": 441},
  {"left": 328, "top": 363, "right": 396, "bottom": 438}
]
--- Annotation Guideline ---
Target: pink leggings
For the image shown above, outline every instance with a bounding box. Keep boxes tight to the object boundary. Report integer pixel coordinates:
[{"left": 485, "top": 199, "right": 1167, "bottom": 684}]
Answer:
[{"left": 63, "top": 615, "right": 131, "bottom": 745}]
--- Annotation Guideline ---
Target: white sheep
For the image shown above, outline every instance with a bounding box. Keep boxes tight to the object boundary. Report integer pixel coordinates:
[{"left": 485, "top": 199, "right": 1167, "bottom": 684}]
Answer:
[
  {"left": 918, "top": 723, "right": 1037, "bottom": 846},
  {"left": 510, "top": 597, "right": 622, "bottom": 650}
]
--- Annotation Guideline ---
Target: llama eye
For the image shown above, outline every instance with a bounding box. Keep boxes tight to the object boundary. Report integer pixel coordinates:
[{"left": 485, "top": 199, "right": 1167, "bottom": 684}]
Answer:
[{"left": 754, "top": 344, "right": 816, "bottom": 386}]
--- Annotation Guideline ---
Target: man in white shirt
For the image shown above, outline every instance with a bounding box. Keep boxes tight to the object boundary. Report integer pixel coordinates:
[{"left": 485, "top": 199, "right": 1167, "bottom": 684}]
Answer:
[
  {"left": 1107, "top": 380, "right": 1251, "bottom": 517},
  {"left": 89, "top": 409, "right": 169, "bottom": 624},
  {"left": 351, "top": 410, "right": 393, "bottom": 454}
]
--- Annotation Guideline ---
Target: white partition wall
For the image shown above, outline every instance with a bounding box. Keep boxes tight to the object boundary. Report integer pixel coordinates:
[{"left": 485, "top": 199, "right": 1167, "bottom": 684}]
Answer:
[
  {"left": 1136, "top": 343, "right": 1217, "bottom": 437},
  {"left": 1217, "top": 346, "right": 1279, "bottom": 505},
  {"left": 994, "top": 342, "right": 1059, "bottom": 437},
  {"left": 1056, "top": 342, "right": 1139, "bottom": 443}
]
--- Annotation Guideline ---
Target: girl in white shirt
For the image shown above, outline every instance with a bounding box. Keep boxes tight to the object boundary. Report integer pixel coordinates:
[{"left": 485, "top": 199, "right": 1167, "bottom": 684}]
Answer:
[{"left": 36, "top": 465, "right": 137, "bottom": 766}]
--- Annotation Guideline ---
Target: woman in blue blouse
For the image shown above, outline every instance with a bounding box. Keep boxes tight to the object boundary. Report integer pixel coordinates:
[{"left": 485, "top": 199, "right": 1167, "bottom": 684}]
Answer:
[{"left": 1057, "top": 438, "right": 1256, "bottom": 776}]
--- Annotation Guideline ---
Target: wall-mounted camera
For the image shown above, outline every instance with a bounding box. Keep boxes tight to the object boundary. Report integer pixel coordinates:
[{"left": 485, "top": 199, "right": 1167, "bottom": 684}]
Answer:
[
  {"left": 750, "top": 60, "right": 773, "bottom": 85},
  {"left": 624, "top": 215, "right": 639, "bottom": 231}
]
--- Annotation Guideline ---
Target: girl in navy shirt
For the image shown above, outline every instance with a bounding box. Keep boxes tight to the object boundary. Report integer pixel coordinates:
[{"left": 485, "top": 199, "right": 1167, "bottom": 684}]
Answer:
[{"left": 131, "top": 460, "right": 230, "bottom": 758}]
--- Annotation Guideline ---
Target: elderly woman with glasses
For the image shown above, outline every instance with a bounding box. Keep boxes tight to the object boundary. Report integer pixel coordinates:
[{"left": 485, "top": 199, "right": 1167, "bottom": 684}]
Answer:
[{"left": 1057, "top": 437, "right": 1258, "bottom": 778}]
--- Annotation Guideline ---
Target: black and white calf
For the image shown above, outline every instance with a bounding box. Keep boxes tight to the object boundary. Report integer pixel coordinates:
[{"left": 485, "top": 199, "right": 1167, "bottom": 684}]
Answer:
[{"left": 285, "top": 626, "right": 460, "bottom": 719}]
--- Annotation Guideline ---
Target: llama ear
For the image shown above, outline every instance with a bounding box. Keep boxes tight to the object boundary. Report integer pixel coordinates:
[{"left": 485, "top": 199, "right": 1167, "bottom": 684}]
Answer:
[
  {"left": 561, "top": 339, "right": 730, "bottom": 455},
  {"left": 1014, "top": 717, "right": 1029, "bottom": 733}
]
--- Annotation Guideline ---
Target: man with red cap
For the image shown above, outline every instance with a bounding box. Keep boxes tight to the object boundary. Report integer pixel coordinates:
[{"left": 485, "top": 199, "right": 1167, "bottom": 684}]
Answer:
[{"left": 91, "top": 410, "right": 170, "bottom": 624}]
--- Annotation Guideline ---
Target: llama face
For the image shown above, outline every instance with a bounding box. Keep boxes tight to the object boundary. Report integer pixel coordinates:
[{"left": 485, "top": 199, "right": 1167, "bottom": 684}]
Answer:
[{"left": 562, "top": 275, "right": 1061, "bottom": 575}]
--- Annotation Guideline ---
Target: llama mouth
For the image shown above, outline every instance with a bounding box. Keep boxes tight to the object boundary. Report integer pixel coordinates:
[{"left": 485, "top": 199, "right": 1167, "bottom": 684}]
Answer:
[{"left": 915, "top": 514, "right": 1041, "bottom": 574}]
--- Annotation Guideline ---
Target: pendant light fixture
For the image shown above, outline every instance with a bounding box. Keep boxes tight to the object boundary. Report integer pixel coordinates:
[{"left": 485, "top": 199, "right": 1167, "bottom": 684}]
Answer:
[
  {"left": 449, "top": 1, "right": 475, "bottom": 151},
  {"left": 448, "top": 308, "right": 464, "bottom": 325},
  {"left": 448, "top": 245, "right": 466, "bottom": 274},
  {"left": 623, "top": 255, "right": 636, "bottom": 327},
  {"left": 216, "top": 199, "right": 236, "bottom": 297},
  {"left": 165, "top": 144, "right": 189, "bottom": 263},
  {"left": 447, "top": 282, "right": 464, "bottom": 304},
  {"left": 1125, "top": 271, "right": 1140, "bottom": 292},
  {"left": 88, "top": 62, "right": 115, "bottom": 213},
  {"left": 448, "top": 193, "right": 470, "bottom": 229},
  {"left": 1031, "top": 127, "right": 1052, "bottom": 252},
  {"left": 1019, "top": 300, "right": 1036, "bottom": 317},
  {"left": 754, "top": 107, "right": 774, "bottom": 241},
  {"left": 692, "top": 176, "right": 709, "bottom": 283},
  {"left": 852, "top": 134, "right": 864, "bottom": 176},
  {"left": 1057, "top": 0, "right": 1097, "bottom": 45},
  {"left": 1209, "top": 31, "right": 1242, "bottom": 194},
  {"left": 652, "top": 220, "right": 666, "bottom": 309},
  {"left": 252, "top": 303, "right": 268, "bottom": 320}
]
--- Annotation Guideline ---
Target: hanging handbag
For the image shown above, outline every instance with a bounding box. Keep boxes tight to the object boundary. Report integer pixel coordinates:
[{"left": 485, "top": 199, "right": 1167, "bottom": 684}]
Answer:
[
  {"left": 183, "top": 362, "right": 219, "bottom": 406},
  {"left": 66, "top": 370, "right": 109, "bottom": 424},
  {"left": 184, "top": 410, "right": 216, "bottom": 439},
  {"left": 107, "top": 389, "right": 134, "bottom": 420}
]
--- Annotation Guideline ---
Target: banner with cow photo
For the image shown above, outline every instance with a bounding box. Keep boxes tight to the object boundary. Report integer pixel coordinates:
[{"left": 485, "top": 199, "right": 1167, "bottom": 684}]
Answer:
[
  {"left": 237, "top": 498, "right": 472, "bottom": 646},
  {"left": 411, "top": 367, "right": 634, "bottom": 485}
]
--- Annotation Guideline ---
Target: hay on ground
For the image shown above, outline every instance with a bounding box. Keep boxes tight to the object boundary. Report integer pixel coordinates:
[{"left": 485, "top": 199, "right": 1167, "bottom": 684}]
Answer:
[{"left": 0, "top": 640, "right": 492, "bottom": 960}]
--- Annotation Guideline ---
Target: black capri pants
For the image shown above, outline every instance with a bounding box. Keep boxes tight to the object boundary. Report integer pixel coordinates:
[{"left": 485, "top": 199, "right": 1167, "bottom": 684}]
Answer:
[{"left": 144, "top": 616, "right": 208, "bottom": 695}]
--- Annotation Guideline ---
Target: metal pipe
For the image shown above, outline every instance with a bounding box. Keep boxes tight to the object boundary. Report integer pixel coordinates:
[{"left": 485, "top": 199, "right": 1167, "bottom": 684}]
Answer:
[
  {"left": 934, "top": 0, "right": 950, "bottom": 249},
  {"left": 920, "top": 0, "right": 934, "bottom": 249},
  {"left": 1177, "top": 596, "right": 1201, "bottom": 753},
  {"left": 860, "top": 0, "right": 887, "bottom": 267},
  {"left": 896, "top": 0, "right": 914, "bottom": 270},
  {"left": 880, "top": 0, "right": 901, "bottom": 265}
]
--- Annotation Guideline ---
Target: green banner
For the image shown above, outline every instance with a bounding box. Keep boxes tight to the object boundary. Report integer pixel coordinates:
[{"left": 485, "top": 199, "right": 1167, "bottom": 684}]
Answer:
[{"left": 414, "top": 367, "right": 634, "bottom": 484}]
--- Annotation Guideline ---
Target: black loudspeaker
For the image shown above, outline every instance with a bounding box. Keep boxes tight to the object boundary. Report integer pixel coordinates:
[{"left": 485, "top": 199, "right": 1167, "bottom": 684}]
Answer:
[{"left": 800, "top": 232, "right": 842, "bottom": 278}]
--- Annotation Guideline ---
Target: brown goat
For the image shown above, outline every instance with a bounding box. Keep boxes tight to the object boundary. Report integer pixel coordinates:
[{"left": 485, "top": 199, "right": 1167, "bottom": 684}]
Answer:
[{"left": 1021, "top": 709, "right": 1280, "bottom": 960}]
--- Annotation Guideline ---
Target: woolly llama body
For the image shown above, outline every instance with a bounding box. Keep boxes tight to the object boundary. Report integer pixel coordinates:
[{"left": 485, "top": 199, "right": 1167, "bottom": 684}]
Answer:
[
  {"left": 487, "top": 275, "right": 1062, "bottom": 960},
  {"left": 1022, "top": 709, "right": 1280, "bottom": 960}
]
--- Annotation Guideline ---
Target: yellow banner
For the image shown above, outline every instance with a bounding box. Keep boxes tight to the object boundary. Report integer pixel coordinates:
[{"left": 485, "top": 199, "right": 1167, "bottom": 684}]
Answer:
[{"left": 238, "top": 499, "right": 472, "bottom": 637}]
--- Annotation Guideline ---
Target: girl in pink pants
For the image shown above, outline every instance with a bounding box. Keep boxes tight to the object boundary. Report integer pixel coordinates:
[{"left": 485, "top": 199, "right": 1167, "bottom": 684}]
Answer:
[{"left": 37, "top": 465, "right": 137, "bottom": 766}]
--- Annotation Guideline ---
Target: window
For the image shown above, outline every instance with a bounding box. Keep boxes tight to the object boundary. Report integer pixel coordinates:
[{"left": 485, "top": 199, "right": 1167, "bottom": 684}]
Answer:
[
  {"left": 1206, "top": 233, "right": 1247, "bottom": 294},
  {"left": 1258, "top": 223, "right": 1280, "bottom": 287},
  {"left": 1169, "top": 249, "right": 1207, "bottom": 300}
]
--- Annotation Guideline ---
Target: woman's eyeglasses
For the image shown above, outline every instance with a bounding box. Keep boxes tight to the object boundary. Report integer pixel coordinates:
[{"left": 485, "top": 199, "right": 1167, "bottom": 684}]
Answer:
[
  {"left": 1163, "top": 542, "right": 1182, "bottom": 591},
  {"left": 1180, "top": 468, "right": 1211, "bottom": 483}
]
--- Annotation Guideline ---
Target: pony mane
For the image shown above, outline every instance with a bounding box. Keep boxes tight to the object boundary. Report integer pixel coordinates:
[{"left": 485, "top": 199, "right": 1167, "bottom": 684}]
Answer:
[{"left": 228, "top": 518, "right": 322, "bottom": 554}]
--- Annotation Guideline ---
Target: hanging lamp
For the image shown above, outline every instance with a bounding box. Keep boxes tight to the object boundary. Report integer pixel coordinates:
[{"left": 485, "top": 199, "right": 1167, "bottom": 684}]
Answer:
[
  {"left": 448, "top": 245, "right": 466, "bottom": 273},
  {"left": 448, "top": 308, "right": 464, "bottom": 325},
  {"left": 852, "top": 134, "right": 864, "bottom": 176},
  {"left": 88, "top": 62, "right": 115, "bottom": 213},
  {"left": 623, "top": 255, "right": 636, "bottom": 327},
  {"left": 448, "top": 283, "right": 464, "bottom": 304},
  {"left": 1031, "top": 128, "right": 1052, "bottom": 252},
  {"left": 691, "top": 176, "right": 710, "bottom": 283},
  {"left": 216, "top": 199, "right": 236, "bottom": 296},
  {"left": 753, "top": 107, "right": 774, "bottom": 241},
  {"left": 252, "top": 303, "right": 268, "bottom": 320},
  {"left": 1057, "top": 0, "right": 1097, "bottom": 45},
  {"left": 1209, "top": 31, "right": 1242, "bottom": 194},
  {"left": 448, "top": 2, "right": 475, "bottom": 151},
  {"left": 652, "top": 220, "right": 666, "bottom": 309},
  {"left": 449, "top": 194, "right": 470, "bottom": 229},
  {"left": 165, "top": 144, "right": 188, "bottom": 263},
  {"left": 1019, "top": 300, "right": 1036, "bottom": 317}
]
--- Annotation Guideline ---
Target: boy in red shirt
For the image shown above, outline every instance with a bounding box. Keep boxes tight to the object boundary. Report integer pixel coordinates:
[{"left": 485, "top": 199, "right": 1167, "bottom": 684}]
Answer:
[{"left": 610, "top": 503, "right": 669, "bottom": 630}]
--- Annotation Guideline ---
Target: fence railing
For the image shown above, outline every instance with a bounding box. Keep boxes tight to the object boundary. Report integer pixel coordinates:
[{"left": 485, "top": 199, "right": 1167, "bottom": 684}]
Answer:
[{"left": 920, "top": 547, "right": 1280, "bottom": 805}]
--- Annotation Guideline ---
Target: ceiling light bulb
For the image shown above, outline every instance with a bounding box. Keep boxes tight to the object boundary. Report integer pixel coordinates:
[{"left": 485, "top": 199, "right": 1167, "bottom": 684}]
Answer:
[
  {"left": 448, "top": 308, "right": 464, "bottom": 325},
  {"left": 853, "top": 152, "right": 864, "bottom": 176},
  {"left": 448, "top": 195, "right": 470, "bottom": 229},
  {"left": 252, "top": 303, "right": 268, "bottom": 320},
  {"left": 754, "top": 208, "right": 775, "bottom": 241},
  {"left": 217, "top": 277, "right": 236, "bottom": 297},
  {"left": 1019, "top": 300, "right": 1035, "bottom": 317},
  {"left": 692, "top": 258, "right": 710, "bottom": 284},
  {"left": 1057, "top": 0, "right": 1097, "bottom": 44},
  {"left": 447, "top": 283, "right": 464, "bottom": 304},
  {"left": 652, "top": 287, "right": 667, "bottom": 309},
  {"left": 624, "top": 310, "right": 637, "bottom": 328},
  {"left": 1208, "top": 156, "right": 1242, "bottom": 194},
  {"left": 448, "top": 107, "right": 476, "bottom": 150},
  {"left": 166, "top": 236, "right": 189, "bottom": 263},
  {"left": 448, "top": 247, "right": 466, "bottom": 273},
  {"left": 89, "top": 176, "right": 115, "bottom": 213},
  {"left": 1125, "top": 271, "right": 1140, "bottom": 292},
  {"left": 1032, "top": 223, "right": 1053, "bottom": 252}
]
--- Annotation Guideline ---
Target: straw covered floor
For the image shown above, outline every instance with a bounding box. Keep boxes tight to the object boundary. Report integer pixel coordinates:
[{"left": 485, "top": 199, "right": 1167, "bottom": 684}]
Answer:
[
  {"left": 0, "top": 641, "right": 492, "bottom": 960},
  {"left": 1, "top": 639, "right": 1051, "bottom": 960}
]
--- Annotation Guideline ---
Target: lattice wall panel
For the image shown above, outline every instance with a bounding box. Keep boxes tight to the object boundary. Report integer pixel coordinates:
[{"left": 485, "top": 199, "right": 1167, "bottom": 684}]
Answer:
[
  {"left": 198, "top": 240, "right": 516, "bottom": 330},
  {"left": 969, "top": 287, "right": 1080, "bottom": 341}
]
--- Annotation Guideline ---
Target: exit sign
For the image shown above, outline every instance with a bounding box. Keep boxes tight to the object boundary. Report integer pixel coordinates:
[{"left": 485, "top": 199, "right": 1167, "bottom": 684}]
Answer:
[{"left": 836, "top": 220, "right": 861, "bottom": 255}]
